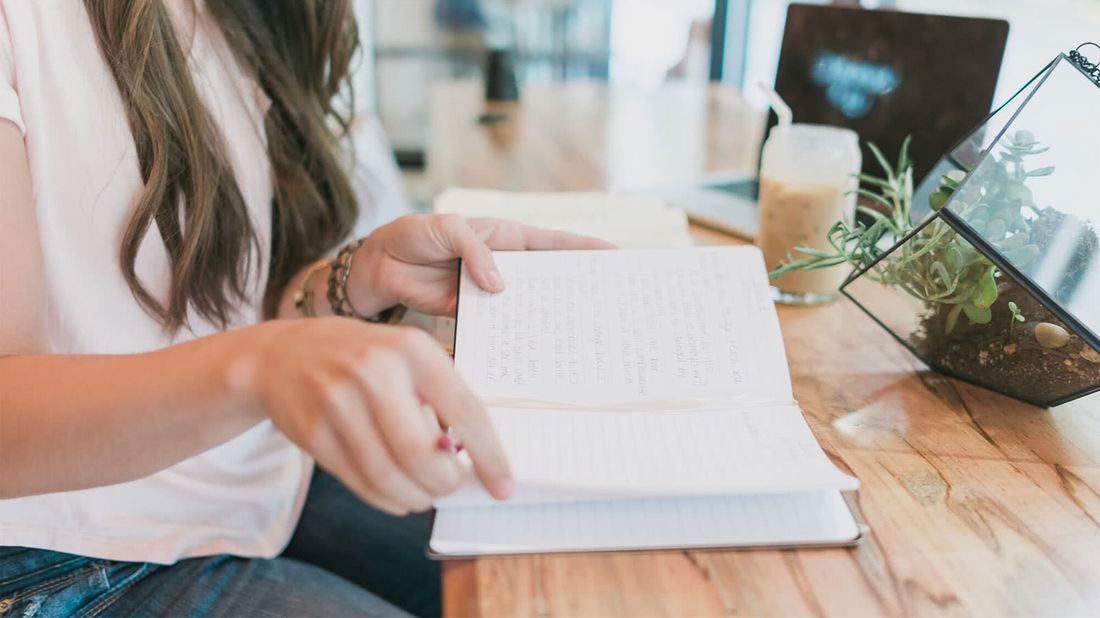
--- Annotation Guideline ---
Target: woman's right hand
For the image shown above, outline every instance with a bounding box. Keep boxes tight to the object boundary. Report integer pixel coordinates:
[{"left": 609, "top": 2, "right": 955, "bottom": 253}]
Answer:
[{"left": 233, "top": 317, "right": 512, "bottom": 516}]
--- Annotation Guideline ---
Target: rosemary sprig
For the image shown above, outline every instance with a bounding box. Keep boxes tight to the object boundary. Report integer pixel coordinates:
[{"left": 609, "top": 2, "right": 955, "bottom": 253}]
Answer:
[
  {"left": 769, "top": 130, "right": 1049, "bottom": 335},
  {"left": 769, "top": 137, "right": 914, "bottom": 281}
]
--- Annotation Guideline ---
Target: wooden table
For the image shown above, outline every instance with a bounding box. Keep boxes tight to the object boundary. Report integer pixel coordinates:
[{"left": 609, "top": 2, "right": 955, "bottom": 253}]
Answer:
[{"left": 426, "top": 80, "right": 1100, "bottom": 617}]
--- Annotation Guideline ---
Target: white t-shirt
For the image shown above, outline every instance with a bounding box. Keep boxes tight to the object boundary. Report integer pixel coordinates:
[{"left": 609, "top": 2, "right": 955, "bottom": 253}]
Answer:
[{"left": 0, "top": 0, "right": 410, "bottom": 564}]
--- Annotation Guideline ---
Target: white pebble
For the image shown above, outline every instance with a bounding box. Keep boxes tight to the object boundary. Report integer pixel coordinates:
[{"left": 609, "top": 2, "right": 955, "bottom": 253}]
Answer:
[{"left": 1035, "top": 322, "right": 1070, "bottom": 349}]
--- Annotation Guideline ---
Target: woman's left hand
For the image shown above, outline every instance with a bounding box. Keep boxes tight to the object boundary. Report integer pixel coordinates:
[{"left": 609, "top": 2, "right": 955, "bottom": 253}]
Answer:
[{"left": 347, "top": 214, "right": 614, "bottom": 317}]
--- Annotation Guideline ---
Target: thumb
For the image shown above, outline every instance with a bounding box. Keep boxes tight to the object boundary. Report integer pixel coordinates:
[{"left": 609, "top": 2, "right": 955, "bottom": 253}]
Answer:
[{"left": 435, "top": 215, "right": 505, "bottom": 293}]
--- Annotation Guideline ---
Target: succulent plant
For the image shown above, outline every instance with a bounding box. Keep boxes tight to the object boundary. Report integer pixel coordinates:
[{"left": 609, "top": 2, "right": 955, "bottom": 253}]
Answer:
[{"left": 770, "top": 130, "right": 1052, "bottom": 336}]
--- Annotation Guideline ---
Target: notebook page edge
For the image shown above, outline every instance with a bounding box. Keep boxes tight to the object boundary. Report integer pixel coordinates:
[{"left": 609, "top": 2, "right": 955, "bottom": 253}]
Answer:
[{"left": 429, "top": 490, "right": 861, "bottom": 557}]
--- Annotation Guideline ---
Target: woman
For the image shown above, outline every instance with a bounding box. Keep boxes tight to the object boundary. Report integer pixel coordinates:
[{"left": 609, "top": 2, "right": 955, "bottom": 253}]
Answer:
[{"left": 0, "top": 1, "right": 607, "bottom": 615}]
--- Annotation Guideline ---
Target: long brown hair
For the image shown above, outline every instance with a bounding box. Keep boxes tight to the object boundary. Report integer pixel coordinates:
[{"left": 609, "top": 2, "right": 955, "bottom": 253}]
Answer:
[{"left": 83, "top": 0, "right": 360, "bottom": 330}]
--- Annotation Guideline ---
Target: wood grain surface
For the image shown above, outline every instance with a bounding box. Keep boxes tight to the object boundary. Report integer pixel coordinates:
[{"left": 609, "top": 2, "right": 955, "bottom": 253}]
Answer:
[{"left": 426, "top": 81, "right": 1100, "bottom": 618}]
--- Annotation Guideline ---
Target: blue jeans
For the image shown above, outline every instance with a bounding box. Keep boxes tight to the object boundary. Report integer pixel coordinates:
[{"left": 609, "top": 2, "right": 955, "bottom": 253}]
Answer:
[{"left": 0, "top": 469, "right": 440, "bottom": 616}]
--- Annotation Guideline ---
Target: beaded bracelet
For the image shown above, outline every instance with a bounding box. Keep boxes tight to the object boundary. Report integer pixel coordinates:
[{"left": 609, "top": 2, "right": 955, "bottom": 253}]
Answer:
[{"left": 327, "top": 239, "right": 406, "bottom": 324}]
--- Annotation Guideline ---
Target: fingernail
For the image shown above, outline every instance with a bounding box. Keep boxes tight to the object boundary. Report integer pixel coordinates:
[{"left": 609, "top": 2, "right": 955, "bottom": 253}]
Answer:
[
  {"left": 493, "top": 477, "right": 514, "bottom": 500},
  {"left": 486, "top": 269, "right": 505, "bottom": 292},
  {"left": 436, "top": 434, "right": 462, "bottom": 453},
  {"left": 436, "top": 434, "right": 452, "bottom": 451}
]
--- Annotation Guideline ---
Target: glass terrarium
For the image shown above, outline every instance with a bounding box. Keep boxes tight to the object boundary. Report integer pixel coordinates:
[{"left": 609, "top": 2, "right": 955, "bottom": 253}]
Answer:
[{"left": 841, "top": 48, "right": 1100, "bottom": 407}]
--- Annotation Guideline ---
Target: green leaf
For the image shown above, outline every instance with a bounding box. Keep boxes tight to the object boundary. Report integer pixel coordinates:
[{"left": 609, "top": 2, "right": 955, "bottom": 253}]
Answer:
[
  {"left": 856, "top": 205, "right": 889, "bottom": 222},
  {"left": 857, "top": 174, "right": 897, "bottom": 191},
  {"left": 944, "top": 169, "right": 967, "bottom": 185},
  {"left": 1027, "top": 166, "right": 1055, "bottom": 177},
  {"left": 963, "top": 303, "right": 993, "bottom": 325},
  {"left": 986, "top": 218, "right": 1007, "bottom": 241},
  {"left": 856, "top": 188, "right": 895, "bottom": 210},
  {"left": 1007, "top": 184, "right": 1034, "bottom": 206},
  {"left": 895, "top": 135, "right": 912, "bottom": 178},
  {"left": 867, "top": 142, "right": 895, "bottom": 181},
  {"left": 1012, "top": 129, "right": 1036, "bottom": 147},
  {"left": 902, "top": 168, "right": 914, "bottom": 211},
  {"left": 929, "top": 189, "right": 950, "bottom": 211},
  {"left": 946, "top": 245, "right": 962, "bottom": 271},
  {"left": 945, "top": 304, "right": 964, "bottom": 334},
  {"left": 998, "top": 233, "right": 1029, "bottom": 250},
  {"left": 973, "top": 268, "right": 999, "bottom": 308},
  {"left": 1002, "top": 244, "right": 1041, "bottom": 266},
  {"left": 957, "top": 244, "right": 983, "bottom": 266},
  {"left": 803, "top": 259, "right": 849, "bottom": 270},
  {"left": 930, "top": 261, "right": 952, "bottom": 290}
]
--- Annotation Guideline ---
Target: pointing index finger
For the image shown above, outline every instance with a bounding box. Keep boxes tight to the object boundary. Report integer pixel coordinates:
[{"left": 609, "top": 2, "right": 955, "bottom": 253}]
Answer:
[{"left": 411, "top": 340, "right": 513, "bottom": 500}]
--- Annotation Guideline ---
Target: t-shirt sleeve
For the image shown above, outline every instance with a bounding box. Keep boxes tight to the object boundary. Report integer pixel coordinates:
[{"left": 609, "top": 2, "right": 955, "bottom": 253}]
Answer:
[
  {"left": 344, "top": 113, "right": 412, "bottom": 240},
  {"left": 0, "top": 4, "right": 24, "bottom": 134}
]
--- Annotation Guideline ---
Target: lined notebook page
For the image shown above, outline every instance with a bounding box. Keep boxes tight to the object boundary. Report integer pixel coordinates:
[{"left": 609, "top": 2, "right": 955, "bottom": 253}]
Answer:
[
  {"left": 454, "top": 247, "right": 793, "bottom": 407},
  {"left": 439, "top": 404, "right": 858, "bottom": 508},
  {"left": 431, "top": 491, "right": 861, "bottom": 556}
]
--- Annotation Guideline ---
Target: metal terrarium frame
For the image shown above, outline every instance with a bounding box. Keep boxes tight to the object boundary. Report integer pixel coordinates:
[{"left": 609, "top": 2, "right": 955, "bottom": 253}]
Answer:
[{"left": 839, "top": 45, "right": 1100, "bottom": 407}]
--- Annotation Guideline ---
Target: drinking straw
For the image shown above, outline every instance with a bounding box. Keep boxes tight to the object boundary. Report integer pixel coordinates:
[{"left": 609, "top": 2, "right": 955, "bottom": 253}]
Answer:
[{"left": 758, "top": 82, "right": 793, "bottom": 129}]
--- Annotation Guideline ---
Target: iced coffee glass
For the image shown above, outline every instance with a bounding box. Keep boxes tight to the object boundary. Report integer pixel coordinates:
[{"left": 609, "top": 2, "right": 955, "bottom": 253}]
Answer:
[{"left": 756, "top": 124, "right": 861, "bottom": 305}]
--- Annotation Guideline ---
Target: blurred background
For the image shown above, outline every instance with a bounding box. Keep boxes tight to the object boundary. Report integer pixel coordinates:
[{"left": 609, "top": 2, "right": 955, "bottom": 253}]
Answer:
[{"left": 352, "top": 0, "right": 1099, "bottom": 166}]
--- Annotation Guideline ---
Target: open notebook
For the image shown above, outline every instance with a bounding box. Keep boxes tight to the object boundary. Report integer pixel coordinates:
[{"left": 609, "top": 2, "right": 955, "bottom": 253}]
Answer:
[{"left": 429, "top": 246, "right": 863, "bottom": 557}]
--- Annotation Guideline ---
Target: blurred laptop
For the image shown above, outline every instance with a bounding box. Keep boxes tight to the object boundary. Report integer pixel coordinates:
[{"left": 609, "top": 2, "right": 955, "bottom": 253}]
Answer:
[{"left": 661, "top": 4, "right": 1009, "bottom": 240}]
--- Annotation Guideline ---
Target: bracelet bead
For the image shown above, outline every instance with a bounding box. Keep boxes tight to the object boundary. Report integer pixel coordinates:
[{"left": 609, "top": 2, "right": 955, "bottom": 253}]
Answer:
[{"left": 326, "top": 239, "right": 406, "bottom": 324}]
